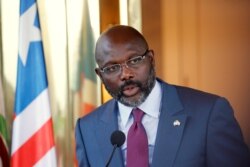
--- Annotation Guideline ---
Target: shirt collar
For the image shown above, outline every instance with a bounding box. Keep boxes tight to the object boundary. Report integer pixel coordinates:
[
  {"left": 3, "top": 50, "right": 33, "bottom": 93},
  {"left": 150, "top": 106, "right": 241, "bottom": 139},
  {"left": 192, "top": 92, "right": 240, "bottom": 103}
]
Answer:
[{"left": 118, "top": 80, "right": 162, "bottom": 127}]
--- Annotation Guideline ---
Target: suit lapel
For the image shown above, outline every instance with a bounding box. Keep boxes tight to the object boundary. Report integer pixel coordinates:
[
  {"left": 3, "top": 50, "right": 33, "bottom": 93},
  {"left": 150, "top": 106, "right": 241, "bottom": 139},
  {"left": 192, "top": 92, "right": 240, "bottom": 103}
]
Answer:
[
  {"left": 152, "top": 82, "right": 187, "bottom": 167},
  {"left": 95, "top": 101, "right": 124, "bottom": 167}
]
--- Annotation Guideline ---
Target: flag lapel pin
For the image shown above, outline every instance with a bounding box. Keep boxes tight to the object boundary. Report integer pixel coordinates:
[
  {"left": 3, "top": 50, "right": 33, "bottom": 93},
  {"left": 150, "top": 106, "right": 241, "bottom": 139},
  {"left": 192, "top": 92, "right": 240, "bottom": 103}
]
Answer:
[{"left": 173, "top": 120, "right": 181, "bottom": 127}]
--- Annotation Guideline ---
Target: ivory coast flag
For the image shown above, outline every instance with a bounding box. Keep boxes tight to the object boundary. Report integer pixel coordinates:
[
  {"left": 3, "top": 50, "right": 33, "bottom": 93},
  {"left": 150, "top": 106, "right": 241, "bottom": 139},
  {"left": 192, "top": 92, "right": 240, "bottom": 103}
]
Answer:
[
  {"left": 72, "top": 0, "right": 101, "bottom": 119},
  {"left": 11, "top": 0, "right": 57, "bottom": 166},
  {"left": 0, "top": 77, "right": 10, "bottom": 167}
]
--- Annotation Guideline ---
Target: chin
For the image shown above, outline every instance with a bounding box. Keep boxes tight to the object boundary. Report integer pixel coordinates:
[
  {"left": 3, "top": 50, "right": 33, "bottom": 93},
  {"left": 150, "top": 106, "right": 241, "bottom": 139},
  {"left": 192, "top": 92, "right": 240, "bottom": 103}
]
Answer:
[{"left": 119, "top": 93, "right": 146, "bottom": 107}]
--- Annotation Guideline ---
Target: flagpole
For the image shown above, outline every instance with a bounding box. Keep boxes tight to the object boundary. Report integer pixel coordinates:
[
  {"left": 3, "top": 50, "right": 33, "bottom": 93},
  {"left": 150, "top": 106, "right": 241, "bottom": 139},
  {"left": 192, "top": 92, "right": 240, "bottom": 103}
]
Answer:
[{"left": 63, "top": 0, "right": 74, "bottom": 166}]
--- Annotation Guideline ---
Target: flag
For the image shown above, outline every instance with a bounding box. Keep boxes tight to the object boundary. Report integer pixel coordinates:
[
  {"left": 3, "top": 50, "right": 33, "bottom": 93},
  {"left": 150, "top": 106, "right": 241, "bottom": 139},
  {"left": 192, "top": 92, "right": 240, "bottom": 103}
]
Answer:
[
  {"left": 70, "top": 1, "right": 101, "bottom": 166},
  {"left": 0, "top": 77, "right": 9, "bottom": 167},
  {"left": 80, "top": 0, "right": 100, "bottom": 115},
  {"left": 11, "top": 1, "right": 57, "bottom": 166},
  {"left": 71, "top": 0, "right": 100, "bottom": 119}
]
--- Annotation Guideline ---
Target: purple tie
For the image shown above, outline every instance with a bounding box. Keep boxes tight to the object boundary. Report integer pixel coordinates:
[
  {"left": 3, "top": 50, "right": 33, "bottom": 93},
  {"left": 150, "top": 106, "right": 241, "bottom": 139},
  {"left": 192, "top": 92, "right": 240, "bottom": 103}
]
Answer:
[{"left": 127, "top": 108, "right": 149, "bottom": 167}]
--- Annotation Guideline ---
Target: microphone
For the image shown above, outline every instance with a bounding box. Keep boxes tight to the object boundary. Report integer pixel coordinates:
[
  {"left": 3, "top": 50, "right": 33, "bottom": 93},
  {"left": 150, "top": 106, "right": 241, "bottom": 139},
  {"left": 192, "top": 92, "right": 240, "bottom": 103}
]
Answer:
[{"left": 105, "top": 130, "right": 125, "bottom": 167}]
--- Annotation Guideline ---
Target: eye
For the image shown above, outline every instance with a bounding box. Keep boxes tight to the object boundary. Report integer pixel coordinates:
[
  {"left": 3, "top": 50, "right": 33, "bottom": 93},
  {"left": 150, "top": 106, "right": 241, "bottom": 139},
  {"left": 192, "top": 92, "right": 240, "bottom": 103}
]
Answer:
[
  {"left": 103, "top": 64, "right": 120, "bottom": 74},
  {"left": 127, "top": 56, "right": 143, "bottom": 65}
]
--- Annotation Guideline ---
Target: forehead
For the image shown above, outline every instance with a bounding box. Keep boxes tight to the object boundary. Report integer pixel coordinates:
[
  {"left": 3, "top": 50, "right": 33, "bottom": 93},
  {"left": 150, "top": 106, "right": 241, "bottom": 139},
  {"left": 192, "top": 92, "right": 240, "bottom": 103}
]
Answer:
[
  {"left": 95, "top": 26, "right": 148, "bottom": 65},
  {"left": 96, "top": 37, "right": 146, "bottom": 65},
  {"left": 100, "top": 44, "right": 144, "bottom": 66}
]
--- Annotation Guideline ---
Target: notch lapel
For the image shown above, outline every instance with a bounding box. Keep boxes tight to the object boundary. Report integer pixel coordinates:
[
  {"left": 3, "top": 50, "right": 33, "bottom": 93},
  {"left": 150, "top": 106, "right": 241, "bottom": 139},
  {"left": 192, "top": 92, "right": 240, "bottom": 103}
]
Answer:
[
  {"left": 95, "top": 101, "right": 125, "bottom": 167},
  {"left": 152, "top": 82, "right": 187, "bottom": 167}
]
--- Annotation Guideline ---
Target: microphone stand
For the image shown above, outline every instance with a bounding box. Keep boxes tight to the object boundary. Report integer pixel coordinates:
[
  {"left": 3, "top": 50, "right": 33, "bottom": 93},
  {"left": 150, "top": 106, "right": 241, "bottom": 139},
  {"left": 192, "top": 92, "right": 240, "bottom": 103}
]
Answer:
[{"left": 105, "top": 144, "right": 118, "bottom": 167}]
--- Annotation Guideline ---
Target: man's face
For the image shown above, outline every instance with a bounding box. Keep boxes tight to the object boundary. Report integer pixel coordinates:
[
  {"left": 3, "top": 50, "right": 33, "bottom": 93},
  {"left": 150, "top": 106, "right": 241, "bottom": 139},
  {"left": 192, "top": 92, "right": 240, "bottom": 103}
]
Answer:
[{"left": 96, "top": 43, "right": 156, "bottom": 107}]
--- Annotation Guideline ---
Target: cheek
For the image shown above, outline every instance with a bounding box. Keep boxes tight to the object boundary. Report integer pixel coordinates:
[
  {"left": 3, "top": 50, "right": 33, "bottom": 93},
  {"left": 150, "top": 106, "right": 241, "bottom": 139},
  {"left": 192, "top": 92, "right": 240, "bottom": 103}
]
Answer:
[
  {"left": 135, "top": 64, "right": 153, "bottom": 81},
  {"left": 102, "top": 77, "right": 120, "bottom": 90}
]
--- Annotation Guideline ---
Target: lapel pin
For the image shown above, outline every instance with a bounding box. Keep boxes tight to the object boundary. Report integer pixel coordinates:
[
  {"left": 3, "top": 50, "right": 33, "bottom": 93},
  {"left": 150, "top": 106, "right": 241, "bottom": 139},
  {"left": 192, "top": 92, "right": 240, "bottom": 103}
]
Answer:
[{"left": 173, "top": 120, "right": 181, "bottom": 126}]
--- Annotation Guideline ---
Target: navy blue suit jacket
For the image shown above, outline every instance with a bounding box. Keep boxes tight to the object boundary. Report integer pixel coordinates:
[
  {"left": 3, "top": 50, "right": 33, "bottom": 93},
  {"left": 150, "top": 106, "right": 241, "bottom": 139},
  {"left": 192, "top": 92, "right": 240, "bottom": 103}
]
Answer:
[{"left": 75, "top": 79, "right": 250, "bottom": 167}]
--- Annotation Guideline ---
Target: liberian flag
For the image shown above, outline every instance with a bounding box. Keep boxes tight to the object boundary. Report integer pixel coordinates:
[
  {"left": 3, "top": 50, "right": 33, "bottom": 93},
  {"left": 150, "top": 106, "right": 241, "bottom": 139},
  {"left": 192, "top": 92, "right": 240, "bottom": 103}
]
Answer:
[
  {"left": 0, "top": 77, "right": 10, "bottom": 167},
  {"left": 11, "top": 0, "right": 57, "bottom": 166}
]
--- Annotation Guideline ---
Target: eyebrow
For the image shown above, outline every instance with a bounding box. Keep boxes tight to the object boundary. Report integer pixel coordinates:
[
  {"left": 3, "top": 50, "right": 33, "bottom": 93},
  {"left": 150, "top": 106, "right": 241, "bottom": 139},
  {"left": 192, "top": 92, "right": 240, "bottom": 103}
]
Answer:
[{"left": 100, "top": 49, "right": 149, "bottom": 69}]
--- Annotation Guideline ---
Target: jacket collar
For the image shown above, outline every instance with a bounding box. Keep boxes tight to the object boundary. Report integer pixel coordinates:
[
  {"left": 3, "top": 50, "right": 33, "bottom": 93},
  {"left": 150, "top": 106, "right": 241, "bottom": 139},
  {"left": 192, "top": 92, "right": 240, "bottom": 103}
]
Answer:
[
  {"left": 95, "top": 79, "right": 186, "bottom": 167},
  {"left": 152, "top": 79, "right": 187, "bottom": 167}
]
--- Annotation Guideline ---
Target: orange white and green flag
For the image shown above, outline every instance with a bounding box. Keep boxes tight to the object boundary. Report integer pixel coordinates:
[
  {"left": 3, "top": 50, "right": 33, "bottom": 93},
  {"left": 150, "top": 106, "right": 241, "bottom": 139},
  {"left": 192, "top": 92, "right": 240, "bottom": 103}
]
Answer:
[{"left": 71, "top": 0, "right": 101, "bottom": 119}]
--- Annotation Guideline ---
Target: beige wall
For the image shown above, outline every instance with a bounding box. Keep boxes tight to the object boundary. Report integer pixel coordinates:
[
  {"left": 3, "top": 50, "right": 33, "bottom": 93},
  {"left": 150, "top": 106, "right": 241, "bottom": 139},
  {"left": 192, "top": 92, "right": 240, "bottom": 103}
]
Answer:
[
  {"left": 142, "top": 0, "right": 250, "bottom": 147},
  {"left": 199, "top": 0, "right": 250, "bottom": 147}
]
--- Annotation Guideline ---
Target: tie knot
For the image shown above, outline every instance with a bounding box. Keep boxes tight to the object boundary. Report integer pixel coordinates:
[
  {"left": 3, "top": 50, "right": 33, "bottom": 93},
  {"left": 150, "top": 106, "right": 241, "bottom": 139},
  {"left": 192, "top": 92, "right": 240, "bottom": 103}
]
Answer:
[{"left": 132, "top": 108, "right": 144, "bottom": 123}]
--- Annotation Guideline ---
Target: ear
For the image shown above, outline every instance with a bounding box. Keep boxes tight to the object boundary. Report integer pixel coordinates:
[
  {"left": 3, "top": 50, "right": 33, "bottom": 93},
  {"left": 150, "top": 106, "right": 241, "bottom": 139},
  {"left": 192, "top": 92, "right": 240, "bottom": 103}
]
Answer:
[
  {"left": 148, "top": 49, "right": 154, "bottom": 57},
  {"left": 95, "top": 68, "right": 104, "bottom": 82},
  {"left": 95, "top": 68, "right": 100, "bottom": 75},
  {"left": 148, "top": 50, "right": 155, "bottom": 66}
]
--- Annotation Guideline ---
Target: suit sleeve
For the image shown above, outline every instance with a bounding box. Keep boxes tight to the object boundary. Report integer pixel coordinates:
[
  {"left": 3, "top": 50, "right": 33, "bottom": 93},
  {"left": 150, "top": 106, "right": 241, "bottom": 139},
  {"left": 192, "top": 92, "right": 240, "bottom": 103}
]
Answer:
[
  {"left": 75, "top": 118, "right": 90, "bottom": 167},
  {"left": 206, "top": 97, "right": 250, "bottom": 167}
]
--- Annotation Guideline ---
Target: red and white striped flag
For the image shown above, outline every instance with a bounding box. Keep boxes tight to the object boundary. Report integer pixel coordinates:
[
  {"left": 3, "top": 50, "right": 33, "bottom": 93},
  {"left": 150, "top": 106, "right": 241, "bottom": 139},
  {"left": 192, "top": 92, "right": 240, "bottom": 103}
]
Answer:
[{"left": 11, "top": 0, "right": 57, "bottom": 166}]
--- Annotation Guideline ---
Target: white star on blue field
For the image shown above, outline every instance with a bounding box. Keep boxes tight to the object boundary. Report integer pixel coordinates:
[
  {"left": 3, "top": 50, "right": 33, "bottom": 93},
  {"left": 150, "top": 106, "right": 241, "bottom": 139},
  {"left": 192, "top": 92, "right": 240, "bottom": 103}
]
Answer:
[{"left": 15, "top": 1, "right": 48, "bottom": 115}]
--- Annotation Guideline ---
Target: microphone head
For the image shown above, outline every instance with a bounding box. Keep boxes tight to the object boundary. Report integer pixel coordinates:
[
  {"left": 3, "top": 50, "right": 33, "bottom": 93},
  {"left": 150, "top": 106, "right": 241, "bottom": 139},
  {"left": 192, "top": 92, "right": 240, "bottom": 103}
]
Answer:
[{"left": 110, "top": 130, "right": 125, "bottom": 147}]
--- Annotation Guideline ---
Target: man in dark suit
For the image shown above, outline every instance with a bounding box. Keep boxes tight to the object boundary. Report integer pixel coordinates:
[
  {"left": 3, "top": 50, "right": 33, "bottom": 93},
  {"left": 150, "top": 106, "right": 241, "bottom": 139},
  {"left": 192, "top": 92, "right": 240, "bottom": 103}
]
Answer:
[{"left": 75, "top": 25, "right": 250, "bottom": 167}]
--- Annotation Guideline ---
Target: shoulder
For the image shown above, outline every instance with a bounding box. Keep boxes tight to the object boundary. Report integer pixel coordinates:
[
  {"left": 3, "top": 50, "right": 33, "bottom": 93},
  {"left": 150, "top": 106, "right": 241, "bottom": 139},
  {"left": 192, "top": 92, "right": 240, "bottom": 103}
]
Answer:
[
  {"left": 159, "top": 78, "right": 222, "bottom": 104},
  {"left": 175, "top": 85, "right": 233, "bottom": 113},
  {"left": 175, "top": 85, "right": 220, "bottom": 103},
  {"left": 158, "top": 78, "right": 231, "bottom": 112},
  {"left": 76, "top": 99, "right": 116, "bottom": 125}
]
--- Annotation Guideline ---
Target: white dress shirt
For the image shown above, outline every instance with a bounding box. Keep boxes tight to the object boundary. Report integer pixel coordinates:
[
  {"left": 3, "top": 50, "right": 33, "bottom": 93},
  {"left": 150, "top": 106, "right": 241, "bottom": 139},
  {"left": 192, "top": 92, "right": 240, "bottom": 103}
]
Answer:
[{"left": 118, "top": 80, "right": 162, "bottom": 166}]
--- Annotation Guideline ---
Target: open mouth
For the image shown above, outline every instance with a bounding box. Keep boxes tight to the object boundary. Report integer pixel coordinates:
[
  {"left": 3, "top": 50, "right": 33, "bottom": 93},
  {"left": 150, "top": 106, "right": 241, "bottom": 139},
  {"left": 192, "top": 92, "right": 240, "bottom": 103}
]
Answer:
[{"left": 122, "top": 84, "right": 140, "bottom": 97}]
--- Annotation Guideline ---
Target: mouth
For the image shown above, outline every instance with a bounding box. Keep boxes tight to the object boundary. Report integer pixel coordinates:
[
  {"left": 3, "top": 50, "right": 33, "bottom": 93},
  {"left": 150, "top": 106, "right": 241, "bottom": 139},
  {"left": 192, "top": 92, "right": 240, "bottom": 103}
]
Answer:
[{"left": 122, "top": 84, "right": 140, "bottom": 97}]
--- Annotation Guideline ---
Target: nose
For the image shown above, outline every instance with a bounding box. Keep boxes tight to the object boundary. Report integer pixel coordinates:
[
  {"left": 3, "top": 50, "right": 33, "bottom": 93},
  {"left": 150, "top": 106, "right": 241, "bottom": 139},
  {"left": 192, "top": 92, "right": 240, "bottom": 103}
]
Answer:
[{"left": 120, "top": 64, "right": 134, "bottom": 81}]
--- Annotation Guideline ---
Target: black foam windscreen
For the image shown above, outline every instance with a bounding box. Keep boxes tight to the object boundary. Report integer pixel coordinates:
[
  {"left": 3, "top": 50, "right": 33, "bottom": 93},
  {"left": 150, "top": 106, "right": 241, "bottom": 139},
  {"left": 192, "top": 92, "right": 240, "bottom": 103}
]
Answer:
[{"left": 110, "top": 130, "right": 125, "bottom": 147}]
